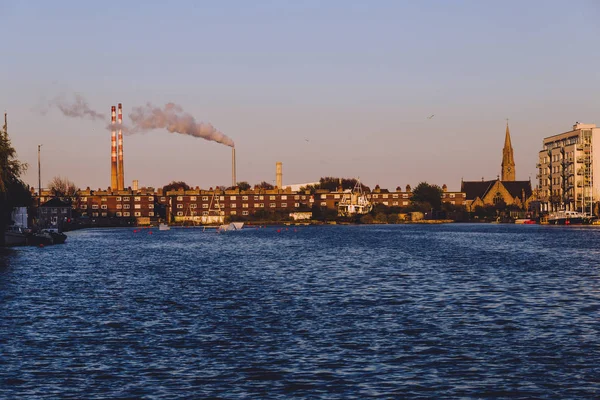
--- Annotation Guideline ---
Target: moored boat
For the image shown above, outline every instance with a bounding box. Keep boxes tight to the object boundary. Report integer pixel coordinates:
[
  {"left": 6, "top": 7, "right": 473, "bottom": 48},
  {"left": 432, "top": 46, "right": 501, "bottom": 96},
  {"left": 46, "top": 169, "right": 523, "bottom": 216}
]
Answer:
[{"left": 547, "top": 210, "right": 595, "bottom": 225}]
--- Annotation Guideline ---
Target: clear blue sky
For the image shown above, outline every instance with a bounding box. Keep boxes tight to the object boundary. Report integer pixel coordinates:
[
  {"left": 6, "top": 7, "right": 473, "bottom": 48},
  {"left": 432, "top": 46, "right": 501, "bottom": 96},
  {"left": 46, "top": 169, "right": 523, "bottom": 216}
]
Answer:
[{"left": 2, "top": 0, "right": 599, "bottom": 191}]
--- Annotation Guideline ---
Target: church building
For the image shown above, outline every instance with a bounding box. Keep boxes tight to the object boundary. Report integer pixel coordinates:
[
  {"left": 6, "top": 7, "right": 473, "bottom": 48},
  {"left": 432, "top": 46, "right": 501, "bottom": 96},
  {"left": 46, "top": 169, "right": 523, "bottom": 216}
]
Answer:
[{"left": 461, "top": 122, "right": 533, "bottom": 211}]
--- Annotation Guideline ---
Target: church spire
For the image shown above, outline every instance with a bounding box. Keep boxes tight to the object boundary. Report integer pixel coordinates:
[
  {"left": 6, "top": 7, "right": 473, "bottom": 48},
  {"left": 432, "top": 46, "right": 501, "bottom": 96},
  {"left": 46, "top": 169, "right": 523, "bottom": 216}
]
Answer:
[{"left": 501, "top": 120, "right": 515, "bottom": 181}]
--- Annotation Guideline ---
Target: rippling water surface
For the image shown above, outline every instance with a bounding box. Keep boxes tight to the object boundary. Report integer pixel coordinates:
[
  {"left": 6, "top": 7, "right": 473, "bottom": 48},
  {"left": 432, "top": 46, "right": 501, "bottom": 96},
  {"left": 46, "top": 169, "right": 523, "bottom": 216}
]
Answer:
[{"left": 1, "top": 224, "right": 600, "bottom": 399}]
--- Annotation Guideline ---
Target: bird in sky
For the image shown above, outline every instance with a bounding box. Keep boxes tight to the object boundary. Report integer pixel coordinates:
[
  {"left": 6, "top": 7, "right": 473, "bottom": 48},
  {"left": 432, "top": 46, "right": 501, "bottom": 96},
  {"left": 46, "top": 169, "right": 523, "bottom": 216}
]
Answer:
[{"left": 427, "top": 114, "right": 435, "bottom": 119}]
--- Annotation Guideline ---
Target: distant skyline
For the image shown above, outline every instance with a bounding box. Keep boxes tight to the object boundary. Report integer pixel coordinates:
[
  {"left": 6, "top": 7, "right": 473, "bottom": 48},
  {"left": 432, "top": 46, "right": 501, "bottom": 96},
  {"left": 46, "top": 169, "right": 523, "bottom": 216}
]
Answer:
[{"left": 2, "top": 1, "right": 599, "bottom": 191}]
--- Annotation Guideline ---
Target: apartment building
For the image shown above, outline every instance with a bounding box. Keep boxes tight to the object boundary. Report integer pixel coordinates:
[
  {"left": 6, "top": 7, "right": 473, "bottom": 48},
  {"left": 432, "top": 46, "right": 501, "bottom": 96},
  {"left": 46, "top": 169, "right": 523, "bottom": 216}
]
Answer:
[{"left": 537, "top": 123, "right": 600, "bottom": 212}]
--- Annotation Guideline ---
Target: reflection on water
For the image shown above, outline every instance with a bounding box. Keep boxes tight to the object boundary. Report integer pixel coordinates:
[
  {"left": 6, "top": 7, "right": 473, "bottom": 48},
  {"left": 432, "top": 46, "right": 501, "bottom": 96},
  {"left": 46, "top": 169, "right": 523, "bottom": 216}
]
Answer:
[{"left": 1, "top": 224, "right": 600, "bottom": 398}]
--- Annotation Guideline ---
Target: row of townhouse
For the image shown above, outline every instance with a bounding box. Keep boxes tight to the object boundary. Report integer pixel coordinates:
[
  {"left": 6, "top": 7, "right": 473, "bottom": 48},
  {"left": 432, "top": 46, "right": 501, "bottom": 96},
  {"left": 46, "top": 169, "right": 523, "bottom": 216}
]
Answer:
[{"left": 34, "top": 185, "right": 467, "bottom": 222}]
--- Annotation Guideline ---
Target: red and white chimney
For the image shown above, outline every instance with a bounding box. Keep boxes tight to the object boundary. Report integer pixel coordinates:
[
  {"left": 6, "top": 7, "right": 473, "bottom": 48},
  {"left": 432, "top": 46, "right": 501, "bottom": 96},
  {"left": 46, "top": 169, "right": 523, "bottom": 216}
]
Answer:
[
  {"left": 110, "top": 106, "right": 118, "bottom": 190},
  {"left": 117, "top": 103, "right": 125, "bottom": 190}
]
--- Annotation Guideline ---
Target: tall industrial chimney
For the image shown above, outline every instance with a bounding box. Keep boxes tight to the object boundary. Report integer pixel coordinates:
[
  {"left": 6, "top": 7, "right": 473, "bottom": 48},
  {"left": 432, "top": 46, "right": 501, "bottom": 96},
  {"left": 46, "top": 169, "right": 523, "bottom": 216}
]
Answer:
[
  {"left": 110, "top": 106, "right": 118, "bottom": 190},
  {"left": 232, "top": 148, "right": 236, "bottom": 188},
  {"left": 117, "top": 103, "right": 125, "bottom": 191},
  {"left": 276, "top": 161, "right": 282, "bottom": 189}
]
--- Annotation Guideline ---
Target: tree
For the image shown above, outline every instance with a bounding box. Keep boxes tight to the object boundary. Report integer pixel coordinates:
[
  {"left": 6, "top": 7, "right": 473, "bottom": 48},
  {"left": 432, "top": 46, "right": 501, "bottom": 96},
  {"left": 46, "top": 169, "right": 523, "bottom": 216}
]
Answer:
[
  {"left": 255, "top": 181, "right": 274, "bottom": 190},
  {"left": 48, "top": 176, "right": 78, "bottom": 198},
  {"left": 162, "top": 181, "right": 190, "bottom": 192},
  {"left": 0, "top": 118, "right": 31, "bottom": 246},
  {"left": 237, "top": 181, "right": 251, "bottom": 191},
  {"left": 411, "top": 182, "right": 443, "bottom": 211}
]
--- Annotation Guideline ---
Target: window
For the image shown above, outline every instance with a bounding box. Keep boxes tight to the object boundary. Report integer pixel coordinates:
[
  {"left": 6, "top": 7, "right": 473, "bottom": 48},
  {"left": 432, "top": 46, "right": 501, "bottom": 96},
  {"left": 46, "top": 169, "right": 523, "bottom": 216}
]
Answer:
[
  {"left": 116, "top": 212, "right": 122, "bottom": 217},
  {"left": 148, "top": 196, "right": 154, "bottom": 201},
  {"left": 177, "top": 196, "right": 183, "bottom": 201},
  {"left": 301, "top": 196, "right": 306, "bottom": 200},
  {"left": 123, "top": 197, "right": 130, "bottom": 201},
  {"left": 242, "top": 211, "right": 249, "bottom": 216},
  {"left": 202, "top": 196, "right": 209, "bottom": 201},
  {"left": 231, "top": 203, "right": 237, "bottom": 208},
  {"left": 334, "top": 194, "right": 340, "bottom": 199},
  {"left": 190, "top": 204, "right": 197, "bottom": 209},
  {"left": 393, "top": 201, "right": 398, "bottom": 206},
  {"left": 190, "top": 196, "right": 196, "bottom": 201},
  {"left": 402, "top": 194, "right": 408, "bottom": 198},
  {"left": 281, "top": 195, "right": 287, "bottom": 200},
  {"left": 160, "top": 197, "right": 166, "bottom": 202},
  {"left": 91, "top": 204, "right": 99, "bottom": 209},
  {"left": 230, "top": 196, "right": 236, "bottom": 201},
  {"left": 134, "top": 197, "right": 140, "bottom": 202},
  {"left": 92, "top": 212, "right": 99, "bottom": 217},
  {"left": 134, "top": 212, "right": 141, "bottom": 217},
  {"left": 294, "top": 195, "right": 299, "bottom": 200},
  {"left": 282, "top": 203, "right": 287, "bottom": 207},
  {"left": 148, "top": 212, "right": 154, "bottom": 217},
  {"left": 202, "top": 211, "right": 209, "bottom": 216},
  {"left": 134, "top": 204, "right": 141, "bottom": 209},
  {"left": 116, "top": 204, "right": 122, "bottom": 209},
  {"left": 230, "top": 210, "right": 237, "bottom": 215},
  {"left": 80, "top": 197, "right": 87, "bottom": 202},
  {"left": 295, "top": 203, "right": 300, "bottom": 207},
  {"left": 383, "top": 201, "right": 388, "bottom": 206},
  {"left": 242, "top": 196, "right": 248, "bottom": 200},
  {"left": 219, "top": 196, "right": 225, "bottom": 201},
  {"left": 243, "top": 203, "right": 248, "bottom": 208},
  {"left": 254, "top": 196, "right": 259, "bottom": 200},
  {"left": 270, "top": 203, "right": 276, "bottom": 208},
  {"left": 123, "top": 204, "right": 131, "bottom": 209},
  {"left": 202, "top": 204, "right": 208, "bottom": 209},
  {"left": 320, "top": 202, "right": 327, "bottom": 206},
  {"left": 258, "top": 203, "right": 264, "bottom": 208},
  {"left": 450, "top": 193, "right": 455, "bottom": 198},
  {"left": 403, "top": 201, "right": 408, "bottom": 206},
  {"left": 80, "top": 205, "right": 87, "bottom": 209},
  {"left": 101, "top": 212, "right": 107, "bottom": 217},
  {"left": 383, "top": 194, "right": 388, "bottom": 199},
  {"left": 393, "top": 194, "right": 398, "bottom": 198},
  {"left": 101, "top": 197, "right": 107, "bottom": 202},
  {"left": 116, "top": 197, "right": 121, "bottom": 201},
  {"left": 176, "top": 211, "right": 183, "bottom": 216},
  {"left": 321, "top": 194, "right": 327, "bottom": 199},
  {"left": 270, "top": 196, "right": 276, "bottom": 200},
  {"left": 176, "top": 204, "right": 183, "bottom": 209},
  {"left": 101, "top": 205, "right": 107, "bottom": 210},
  {"left": 372, "top": 194, "right": 378, "bottom": 198},
  {"left": 148, "top": 204, "right": 154, "bottom": 209}
]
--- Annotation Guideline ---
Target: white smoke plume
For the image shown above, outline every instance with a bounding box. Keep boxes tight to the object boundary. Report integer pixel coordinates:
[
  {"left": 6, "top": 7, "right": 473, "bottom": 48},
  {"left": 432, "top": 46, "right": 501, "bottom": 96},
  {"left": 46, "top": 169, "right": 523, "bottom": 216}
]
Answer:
[
  {"left": 128, "top": 103, "right": 234, "bottom": 147},
  {"left": 50, "top": 93, "right": 106, "bottom": 120}
]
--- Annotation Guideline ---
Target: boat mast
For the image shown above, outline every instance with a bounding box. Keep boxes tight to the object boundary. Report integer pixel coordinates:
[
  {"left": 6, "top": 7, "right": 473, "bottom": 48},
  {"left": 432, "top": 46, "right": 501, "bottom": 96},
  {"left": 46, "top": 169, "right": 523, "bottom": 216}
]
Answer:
[{"left": 38, "top": 144, "right": 42, "bottom": 208}]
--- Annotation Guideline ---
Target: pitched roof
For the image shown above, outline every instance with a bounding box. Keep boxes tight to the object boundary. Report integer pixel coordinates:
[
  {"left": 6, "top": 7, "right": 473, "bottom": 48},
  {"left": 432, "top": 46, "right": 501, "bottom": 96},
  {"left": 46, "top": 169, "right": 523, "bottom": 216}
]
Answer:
[
  {"left": 461, "top": 180, "right": 496, "bottom": 201},
  {"left": 501, "top": 181, "right": 532, "bottom": 200},
  {"left": 40, "top": 198, "right": 71, "bottom": 208},
  {"left": 461, "top": 179, "right": 533, "bottom": 201}
]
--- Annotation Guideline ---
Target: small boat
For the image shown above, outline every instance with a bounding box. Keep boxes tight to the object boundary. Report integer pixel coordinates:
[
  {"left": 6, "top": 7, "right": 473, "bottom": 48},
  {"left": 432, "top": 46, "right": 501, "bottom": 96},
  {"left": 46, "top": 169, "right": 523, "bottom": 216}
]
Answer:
[
  {"left": 547, "top": 210, "right": 595, "bottom": 225},
  {"left": 515, "top": 219, "right": 535, "bottom": 224},
  {"left": 5, "top": 225, "right": 28, "bottom": 246},
  {"left": 158, "top": 223, "right": 170, "bottom": 231},
  {"left": 217, "top": 222, "right": 244, "bottom": 232}
]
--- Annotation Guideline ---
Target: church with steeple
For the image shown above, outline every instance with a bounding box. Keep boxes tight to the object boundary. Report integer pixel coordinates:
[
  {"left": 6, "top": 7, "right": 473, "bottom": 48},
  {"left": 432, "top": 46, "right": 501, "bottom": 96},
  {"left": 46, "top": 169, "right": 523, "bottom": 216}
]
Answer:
[
  {"left": 461, "top": 122, "right": 533, "bottom": 211},
  {"left": 501, "top": 122, "right": 516, "bottom": 181}
]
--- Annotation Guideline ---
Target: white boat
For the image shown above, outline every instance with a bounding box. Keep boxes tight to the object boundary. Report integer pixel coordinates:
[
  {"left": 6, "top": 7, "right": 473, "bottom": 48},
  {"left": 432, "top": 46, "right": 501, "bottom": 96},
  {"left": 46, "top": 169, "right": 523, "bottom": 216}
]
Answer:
[
  {"left": 158, "top": 223, "right": 170, "bottom": 231},
  {"left": 338, "top": 179, "right": 373, "bottom": 216},
  {"left": 547, "top": 210, "right": 594, "bottom": 225},
  {"left": 217, "top": 222, "right": 244, "bottom": 232},
  {"left": 5, "top": 225, "right": 28, "bottom": 246}
]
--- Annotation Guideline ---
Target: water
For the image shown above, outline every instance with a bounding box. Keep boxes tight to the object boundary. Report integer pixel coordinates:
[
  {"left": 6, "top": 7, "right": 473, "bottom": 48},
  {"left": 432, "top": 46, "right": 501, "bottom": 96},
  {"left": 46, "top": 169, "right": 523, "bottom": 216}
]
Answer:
[{"left": 1, "top": 224, "right": 600, "bottom": 399}]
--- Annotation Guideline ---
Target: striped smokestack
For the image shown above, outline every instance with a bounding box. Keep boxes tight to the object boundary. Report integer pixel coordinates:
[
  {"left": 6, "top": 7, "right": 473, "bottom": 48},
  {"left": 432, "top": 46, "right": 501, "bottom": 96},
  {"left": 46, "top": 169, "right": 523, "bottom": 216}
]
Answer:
[
  {"left": 110, "top": 106, "right": 118, "bottom": 190},
  {"left": 117, "top": 103, "right": 125, "bottom": 190},
  {"left": 232, "top": 148, "right": 236, "bottom": 188},
  {"left": 276, "top": 161, "right": 282, "bottom": 189}
]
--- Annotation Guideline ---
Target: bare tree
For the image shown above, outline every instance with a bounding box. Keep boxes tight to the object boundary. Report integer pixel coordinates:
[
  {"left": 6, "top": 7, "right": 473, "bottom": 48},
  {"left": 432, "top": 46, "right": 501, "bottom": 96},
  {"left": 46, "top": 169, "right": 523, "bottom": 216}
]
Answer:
[{"left": 48, "top": 176, "right": 78, "bottom": 198}]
